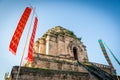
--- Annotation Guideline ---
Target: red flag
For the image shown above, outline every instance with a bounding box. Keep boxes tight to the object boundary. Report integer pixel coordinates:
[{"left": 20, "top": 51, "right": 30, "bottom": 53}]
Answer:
[
  {"left": 9, "top": 7, "right": 32, "bottom": 55},
  {"left": 27, "top": 17, "right": 38, "bottom": 62}
]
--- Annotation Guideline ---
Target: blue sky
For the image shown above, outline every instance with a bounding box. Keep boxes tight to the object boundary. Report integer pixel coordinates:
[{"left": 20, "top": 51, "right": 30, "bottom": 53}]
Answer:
[{"left": 0, "top": 0, "right": 120, "bottom": 79}]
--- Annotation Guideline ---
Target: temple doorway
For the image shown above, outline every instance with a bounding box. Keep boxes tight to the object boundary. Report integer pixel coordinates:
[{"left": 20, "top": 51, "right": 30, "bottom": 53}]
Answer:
[{"left": 73, "top": 47, "right": 78, "bottom": 60}]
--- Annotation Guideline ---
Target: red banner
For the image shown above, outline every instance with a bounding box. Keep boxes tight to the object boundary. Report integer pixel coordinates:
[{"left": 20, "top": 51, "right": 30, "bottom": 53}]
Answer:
[
  {"left": 27, "top": 17, "right": 38, "bottom": 62},
  {"left": 9, "top": 7, "right": 32, "bottom": 55}
]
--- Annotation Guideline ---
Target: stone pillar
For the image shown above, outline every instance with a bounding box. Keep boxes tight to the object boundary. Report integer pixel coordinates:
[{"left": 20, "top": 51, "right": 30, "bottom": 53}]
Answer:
[
  {"left": 57, "top": 35, "right": 65, "bottom": 55},
  {"left": 46, "top": 35, "right": 50, "bottom": 55},
  {"left": 33, "top": 41, "right": 39, "bottom": 53},
  {"left": 79, "top": 50, "right": 88, "bottom": 62},
  {"left": 46, "top": 34, "right": 58, "bottom": 55},
  {"left": 38, "top": 38, "right": 46, "bottom": 54},
  {"left": 84, "top": 51, "right": 89, "bottom": 62},
  {"left": 64, "top": 36, "right": 70, "bottom": 55}
]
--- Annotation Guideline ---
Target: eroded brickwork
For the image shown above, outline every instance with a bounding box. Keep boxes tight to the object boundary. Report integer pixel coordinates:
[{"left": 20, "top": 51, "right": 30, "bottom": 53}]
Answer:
[
  {"left": 10, "top": 26, "right": 116, "bottom": 80},
  {"left": 10, "top": 66, "right": 90, "bottom": 80},
  {"left": 33, "top": 26, "right": 88, "bottom": 62},
  {"left": 32, "top": 53, "right": 87, "bottom": 72},
  {"left": 31, "top": 53, "right": 113, "bottom": 74}
]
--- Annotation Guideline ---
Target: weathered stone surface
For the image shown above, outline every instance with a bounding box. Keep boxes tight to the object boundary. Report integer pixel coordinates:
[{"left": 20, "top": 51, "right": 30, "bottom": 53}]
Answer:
[
  {"left": 31, "top": 53, "right": 89, "bottom": 72},
  {"left": 10, "top": 66, "right": 90, "bottom": 80},
  {"left": 33, "top": 26, "right": 89, "bottom": 62},
  {"left": 10, "top": 26, "right": 117, "bottom": 80},
  {"left": 31, "top": 53, "right": 113, "bottom": 74}
]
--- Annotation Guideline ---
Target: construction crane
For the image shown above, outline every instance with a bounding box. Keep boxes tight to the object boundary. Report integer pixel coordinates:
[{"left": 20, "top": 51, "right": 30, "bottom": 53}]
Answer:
[
  {"left": 98, "top": 39, "right": 114, "bottom": 68},
  {"left": 104, "top": 43, "right": 120, "bottom": 65},
  {"left": 98, "top": 39, "right": 120, "bottom": 80}
]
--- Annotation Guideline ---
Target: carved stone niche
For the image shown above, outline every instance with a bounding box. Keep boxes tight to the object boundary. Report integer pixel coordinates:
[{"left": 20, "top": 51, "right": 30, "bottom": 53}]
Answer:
[{"left": 67, "top": 40, "right": 88, "bottom": 62}]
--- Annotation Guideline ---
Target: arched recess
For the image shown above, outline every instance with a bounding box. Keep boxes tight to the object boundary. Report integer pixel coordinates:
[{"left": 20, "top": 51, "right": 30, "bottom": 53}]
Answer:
[{"left": 73, "top": 47, "right": 78, "bottom": 60}]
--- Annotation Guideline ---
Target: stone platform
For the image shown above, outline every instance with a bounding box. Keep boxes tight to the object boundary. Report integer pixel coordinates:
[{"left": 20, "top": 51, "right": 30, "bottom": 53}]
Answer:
[{"left": 10, "top": 66, "right": 90, "bottom": 80}]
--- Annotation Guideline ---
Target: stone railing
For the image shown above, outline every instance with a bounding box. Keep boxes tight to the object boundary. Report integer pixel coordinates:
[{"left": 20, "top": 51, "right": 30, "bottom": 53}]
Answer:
[{"left": 90, "top": 62, "right": 111, "bottom": 69}]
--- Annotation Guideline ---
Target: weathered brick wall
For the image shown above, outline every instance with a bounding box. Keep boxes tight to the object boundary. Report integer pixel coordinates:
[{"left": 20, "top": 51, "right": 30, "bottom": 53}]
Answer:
[
  {"left": 33, "top": 26, "right": 89, "bottom": 62},
  {"left": 10, "top": 66, "right": 90, "bottom": 80},
  {"left": 31, "top": 53, "right": 113, "bottom": 74},
  {"left": 45, "top": 34, "right": 89, "bottom": 62},
  {"left": 32, "top": 53, "right": 87, "bottom": 73}
]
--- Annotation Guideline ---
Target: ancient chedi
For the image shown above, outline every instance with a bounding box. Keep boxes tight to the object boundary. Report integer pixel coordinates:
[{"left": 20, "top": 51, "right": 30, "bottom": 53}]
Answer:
[
  {"left": 10, "top": 26, "right": 116, "bottom": 80},
  {"left": 33, "top": 26, "right": 88, "bottom": 62}
]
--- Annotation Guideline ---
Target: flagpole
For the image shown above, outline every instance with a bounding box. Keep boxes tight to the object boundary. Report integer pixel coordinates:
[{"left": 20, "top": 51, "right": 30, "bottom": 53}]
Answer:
[{"left": 16, "top": 7, "right": 35, "bottom": 80}]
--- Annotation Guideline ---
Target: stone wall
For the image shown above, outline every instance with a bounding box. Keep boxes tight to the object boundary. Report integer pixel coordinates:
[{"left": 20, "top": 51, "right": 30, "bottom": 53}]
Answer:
[
  {"left": 45, "top": 34, "right": 88, "bottom": 62},
  {"left": 31, "top": 53, "right": 113, "bottom": 75},
  {"left": 10, "top": 66, "right": 90, "bottom": 80},
  {"left": 31, "top": 53, "right": 87, "bottom": 73},
  {"left": 33, "top": 26, "right": 89, "bottom": 62}
]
